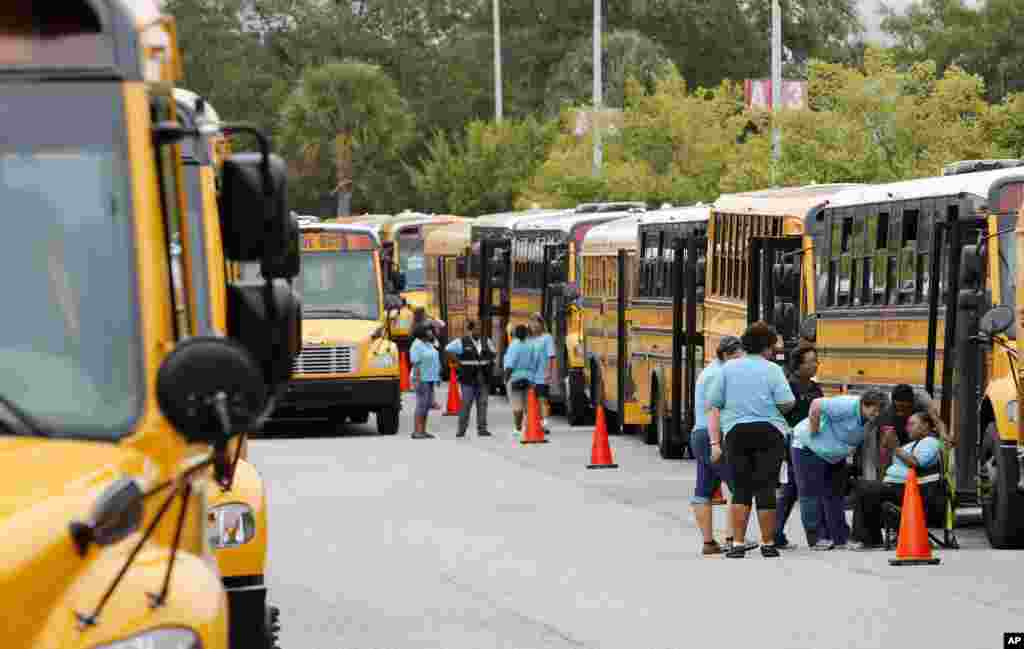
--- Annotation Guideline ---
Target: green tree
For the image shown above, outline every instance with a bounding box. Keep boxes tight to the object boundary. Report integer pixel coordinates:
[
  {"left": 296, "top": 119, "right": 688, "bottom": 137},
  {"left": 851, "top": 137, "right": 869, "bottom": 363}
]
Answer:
[
  {"left": 544, "top": 30, "right": 677, "bottom": 115},
  {"left": 411, "top": 117, "right": 559, "bottom": 215},
  {"left": 279, "top": 60, "right": 415, "bottom": 215},
  {"left": 883, "top": 0, "right": 1024, "bottom": 100}
]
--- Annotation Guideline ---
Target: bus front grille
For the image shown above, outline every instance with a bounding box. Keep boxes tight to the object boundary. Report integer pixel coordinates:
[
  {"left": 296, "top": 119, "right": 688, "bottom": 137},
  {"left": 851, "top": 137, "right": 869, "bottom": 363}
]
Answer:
[{"left": 293, "top": 345, "right": 356, "bottom": 375}]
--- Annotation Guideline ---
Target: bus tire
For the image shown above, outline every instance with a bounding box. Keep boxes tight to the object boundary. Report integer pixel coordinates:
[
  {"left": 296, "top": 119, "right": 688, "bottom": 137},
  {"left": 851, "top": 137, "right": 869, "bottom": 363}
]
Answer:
[
  {"left": 349, "top": 410, "right": 369, "bottom": 425},
  {"left": 983, "top": 424, "right": 1024, "bottom": 548},
  {"left": 377, "top": 407, "right": 400, "bottom": 436},
  {"left": 266, "top": 605, "right": 281, "bottom": 649},
  {"left": 565, "top": 370, "right": 590, "bottom": 426}
]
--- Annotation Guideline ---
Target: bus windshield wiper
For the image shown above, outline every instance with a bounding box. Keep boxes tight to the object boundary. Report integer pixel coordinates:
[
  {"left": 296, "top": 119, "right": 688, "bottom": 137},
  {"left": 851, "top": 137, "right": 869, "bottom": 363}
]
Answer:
[{"left": 0, "top": 392, "right": 50, "bottom": 438}]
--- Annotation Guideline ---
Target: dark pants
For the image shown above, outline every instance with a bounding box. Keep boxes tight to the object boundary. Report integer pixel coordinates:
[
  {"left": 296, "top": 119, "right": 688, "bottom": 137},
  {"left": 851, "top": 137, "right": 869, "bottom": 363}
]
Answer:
[
  {"left": 775, "top": 439, "right": 829, "bottom": 545},
  {"left": 792, "top": 446, "right": 849, "bottom": 545},
  {"left": 458, "top": 382, "right": 488, "bottom": 435},
  {"left": 852, "top": 479, "right": 943, "bottom": 545},
  {"left": 724, "top": 423, "right": 786, "bottom": 508}
]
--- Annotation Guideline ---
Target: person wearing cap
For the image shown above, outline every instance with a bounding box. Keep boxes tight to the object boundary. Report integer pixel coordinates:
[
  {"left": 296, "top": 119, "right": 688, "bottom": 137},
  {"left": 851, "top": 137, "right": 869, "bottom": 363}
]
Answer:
[
  {"left": 773, "top": 344, "right": 827, "bottom": 550},
  {"left": 691, "top": 335, "right": 746, "bottom": 555}
]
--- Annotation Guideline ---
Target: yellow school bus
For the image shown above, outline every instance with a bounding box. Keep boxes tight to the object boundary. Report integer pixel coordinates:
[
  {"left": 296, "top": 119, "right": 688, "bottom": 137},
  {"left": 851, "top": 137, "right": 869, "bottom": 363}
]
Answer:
[
  {"left": 254, "top": 224, "right": 402, "bottom": 433},
  {"left": 172, "top": 87, "right": 283, "bottom": 648},
  {"left": 425, "top": 220, "right": 474, "bottom": 352},
  {"left": 510, "top": 207, "right": 643, "bottom": 422},
  {"left": 469, "top": 209, "right": 566, "bottom": 392},
  {"left": 1, "top": 4, "right": 300, "bottom": 648},
  {"left": 376, "top": 213, "right": 465, "bottom": 350},
  {"left": 808, "top": 167, "right": 1024, "bottom": 547},
  {"left": 580, "top": 206, "right": 710, "bottom": 452}
]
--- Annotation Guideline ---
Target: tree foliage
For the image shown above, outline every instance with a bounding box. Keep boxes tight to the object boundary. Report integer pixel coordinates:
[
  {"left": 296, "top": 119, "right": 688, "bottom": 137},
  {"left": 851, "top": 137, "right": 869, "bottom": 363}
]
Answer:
[
  {"left": 278, "top": 61, "right": 415, "bottom": 215},
  {"left": 543, "top": 30, "right": 677, "bottom": 115},
  {"left": 883, "top": 0, "right": 1024, "bottom": 100},
  {"left": 517, "top": 47, "right": 1019, "bottom": 209},
  {"left": 411, "top": 117, "right": 559, "bottom": 216}
]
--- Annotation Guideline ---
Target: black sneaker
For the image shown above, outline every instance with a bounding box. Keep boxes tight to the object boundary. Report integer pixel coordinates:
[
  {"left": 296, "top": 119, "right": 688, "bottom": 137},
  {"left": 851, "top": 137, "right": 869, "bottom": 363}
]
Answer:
[
  {"left": 455, "top": 432, "right": 466, "bottom": 438},
  {"left": 761, "top": 544, "right": 781, "bottom": 558},
  {"left": 478, "top": 430, "right": 492, "bottom": 437},
  {"left": 726, "top": 545, "right": 747, "bottom": 558},
  {"left": 411, "top": 432, "right": 434, "bottom": 439}
]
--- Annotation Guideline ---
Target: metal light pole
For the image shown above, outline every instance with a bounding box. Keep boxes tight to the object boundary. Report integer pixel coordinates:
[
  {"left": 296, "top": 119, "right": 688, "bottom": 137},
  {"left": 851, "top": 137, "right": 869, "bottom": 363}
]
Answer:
[
  {"left": 770, "top": 0, "right": 781, "bottom": 185},
  {"left": 493, "top": 0, "right": 502, "bottom": 122},
  {"left": 592, "top": 0, "right": 602, "bottom": 177}
]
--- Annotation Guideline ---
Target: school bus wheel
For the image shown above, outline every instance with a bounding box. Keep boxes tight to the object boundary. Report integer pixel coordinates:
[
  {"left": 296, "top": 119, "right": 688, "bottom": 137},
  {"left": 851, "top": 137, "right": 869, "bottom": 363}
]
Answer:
[
  {"left": 982, "top": 423, "right": 1024, "bottom": 548},
  {"left": 377, "top": 406, "right": 400, "bottom": 435},
  {"left": 564, "top": 369, "right": 591, "bottom": 427},
  {"left": 349, "top": 410, "right": 370, "bottom": 425}
]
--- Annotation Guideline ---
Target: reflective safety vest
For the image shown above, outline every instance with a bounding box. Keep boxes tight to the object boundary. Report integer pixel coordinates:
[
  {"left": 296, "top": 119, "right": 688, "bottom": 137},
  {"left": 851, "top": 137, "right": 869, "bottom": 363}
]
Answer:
[{"left": 456, "top": 335, "right": 495, "bottom": 385}]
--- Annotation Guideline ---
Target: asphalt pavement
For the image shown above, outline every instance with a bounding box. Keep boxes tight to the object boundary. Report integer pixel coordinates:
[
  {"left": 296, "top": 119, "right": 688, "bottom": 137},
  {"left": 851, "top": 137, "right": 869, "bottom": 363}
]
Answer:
[{"left": 253, "top": 384, "right": 1023, "bottom": 649}]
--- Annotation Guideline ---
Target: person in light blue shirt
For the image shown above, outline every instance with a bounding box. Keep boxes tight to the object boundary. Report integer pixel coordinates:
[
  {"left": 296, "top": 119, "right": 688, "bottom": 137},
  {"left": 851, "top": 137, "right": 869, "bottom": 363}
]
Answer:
[
  {"left": 409, "top": 324, "right": 441, "bottom": 439},
  {"left": 503, "top": 325, "right": 534, "bottom": 434},
  {"left": 529, "top": 313, "right": 556, "bottom": 434},
  {"left": 790, "top": 389, "right": 887, "bottom": 549},
  {"left": 689, "top": 335, "right": 745, "bottom": 556},
  {"left": 850, "top": 411, "right": 943, "bottom": 550},
  {"left": 706, "top": 322, "right": 795, "bottom": 558}
]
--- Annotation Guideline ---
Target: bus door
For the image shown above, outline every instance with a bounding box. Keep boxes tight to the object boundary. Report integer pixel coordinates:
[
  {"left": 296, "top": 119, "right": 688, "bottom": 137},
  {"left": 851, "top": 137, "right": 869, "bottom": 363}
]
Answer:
[
  {"left": 543, "top": 242, "right": 570, "bottom": 401},
  {"left": 669, "top": 231, "right": 707, "bottom": 456},
  {"left": 479, "top": 238, "right": 512, "bottom": 391},
  {"left": 748, "top": 236, "right": 804, "bottom": 362},
  {"left": 925, "top": 214, "right": 987, "bottom": 503}
]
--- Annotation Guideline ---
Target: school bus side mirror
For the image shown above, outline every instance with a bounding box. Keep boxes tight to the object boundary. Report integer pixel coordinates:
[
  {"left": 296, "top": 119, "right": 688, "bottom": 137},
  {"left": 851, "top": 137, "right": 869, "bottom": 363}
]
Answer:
[
  {"left": 218, "top": 124, "right": 298, "bottom": 280},
  {"left": 156, "top": 337, "right": 269, "bottom": 444},
  {"left": 959, "top": 244, "right": 983, "bottom": 289},
  {"left": 227, "top": 279, "right": 303, "bottom": 386},
  {"left": 69, "top": 478, "right": 144, "bottom": 556},
  {"left": 980, "top": 305, "right": 1014, "bottom": 337}
]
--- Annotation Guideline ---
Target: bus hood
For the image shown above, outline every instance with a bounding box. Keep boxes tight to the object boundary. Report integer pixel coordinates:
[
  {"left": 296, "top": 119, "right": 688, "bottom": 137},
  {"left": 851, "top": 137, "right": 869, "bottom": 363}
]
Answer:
[
  {"left": 0, "top": 438, "right": 155, "bottom": 622},
  {"left": 302, "top": 318, "right": 383, "bottom": 345}
]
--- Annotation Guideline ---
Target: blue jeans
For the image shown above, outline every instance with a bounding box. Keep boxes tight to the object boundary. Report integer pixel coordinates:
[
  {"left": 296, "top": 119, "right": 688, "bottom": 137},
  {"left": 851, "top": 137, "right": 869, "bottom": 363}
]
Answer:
[
  {"left": 689, "top": 427, "right": 734, "bottom": 505},
  {"left": 775, "top": 439, "right": 828, "bottom": 544},
  {"left": 791, "top": 446, "right": 849, "bottom": 545}
]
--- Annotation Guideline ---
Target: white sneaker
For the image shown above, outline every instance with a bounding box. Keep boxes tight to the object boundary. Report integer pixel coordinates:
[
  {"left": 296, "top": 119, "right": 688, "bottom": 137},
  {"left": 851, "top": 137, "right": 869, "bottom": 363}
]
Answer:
[{"left": 811, "top": 540, "right": 836, "bottom": 551}]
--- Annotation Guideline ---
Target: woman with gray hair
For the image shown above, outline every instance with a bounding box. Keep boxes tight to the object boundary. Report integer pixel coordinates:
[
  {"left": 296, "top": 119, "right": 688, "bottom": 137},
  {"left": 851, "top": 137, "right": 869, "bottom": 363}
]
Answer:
[{"left": 789, "top": 388, "right": 888, "bottom": 550}]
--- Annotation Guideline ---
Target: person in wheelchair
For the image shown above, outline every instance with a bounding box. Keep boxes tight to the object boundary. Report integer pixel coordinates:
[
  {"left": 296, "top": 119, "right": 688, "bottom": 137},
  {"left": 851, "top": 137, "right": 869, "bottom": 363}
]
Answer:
[{"left": 849, "top": 411, "right": 945, "bottom": 551}]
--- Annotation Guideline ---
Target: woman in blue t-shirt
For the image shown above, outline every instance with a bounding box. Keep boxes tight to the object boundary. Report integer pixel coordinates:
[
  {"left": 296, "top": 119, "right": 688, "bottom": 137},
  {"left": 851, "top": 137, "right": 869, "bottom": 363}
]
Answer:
[
  {"left": 790, "top": 389, "right": 886, "bottom": 550},
  {"left": 706, "top": 322, "right": 795, "bottom": 558},
  {"left": 409, "top": 324, "right": 442, "bottom": 439},
  {"left": 528, "top": 313, "right": 556, "bottom": 435},
  {"left": 849, "top": 411, "right": 943, "bottom": 550},
  {"left": 503, "top": 325, "right": 534, "bottom": 435}
]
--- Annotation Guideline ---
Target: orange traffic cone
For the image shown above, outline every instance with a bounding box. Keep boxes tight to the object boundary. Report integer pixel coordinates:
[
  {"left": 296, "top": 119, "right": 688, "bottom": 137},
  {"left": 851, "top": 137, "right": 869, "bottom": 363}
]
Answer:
[
  {"left": 399, "top": 350, "right": 412, "bottom": 392},
  {"left": 444, "top": 367, "right": 462, "bottom": 416},
  {"left": 889, "top": 468, "right": 940, "bottom": 566},
  {"left": 587, "top": 405, "right": 618, "bottom": 469},
  {"left": 521, "top": 387, "right": 549, "bottom": 444}
]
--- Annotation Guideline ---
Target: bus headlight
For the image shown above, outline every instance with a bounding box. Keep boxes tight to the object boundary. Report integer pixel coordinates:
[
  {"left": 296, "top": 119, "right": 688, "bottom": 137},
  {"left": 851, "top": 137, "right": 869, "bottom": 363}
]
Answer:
[
  {"left": 369, "top": 353, "right": 396, "bottom": 369},
  {"left": 207, "top": 503, "right": 256, "bottom": 549},
  {"left": 92, "top": 628, "right": 200, "bottom": 649},
  {"left": 1008, "top": 400, "right": 1018, "bottom": 423}
]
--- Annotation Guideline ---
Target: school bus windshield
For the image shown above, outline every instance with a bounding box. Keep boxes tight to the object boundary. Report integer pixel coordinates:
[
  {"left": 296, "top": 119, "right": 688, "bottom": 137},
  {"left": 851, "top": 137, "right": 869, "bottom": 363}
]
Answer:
[
  {"left": 0, "top": 84, "right": 141, "bottom": 436},
  {"left": 298, "top": 251, "right": 380, "bottom": 320},
  {"left": 397, "top": 228, "right": 426, "bottom": 288}
]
